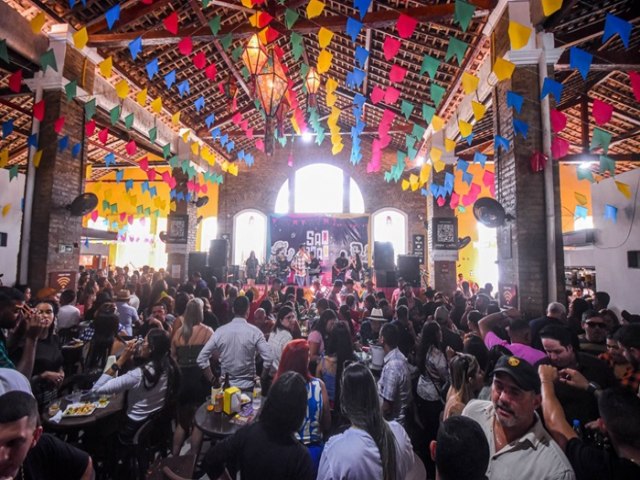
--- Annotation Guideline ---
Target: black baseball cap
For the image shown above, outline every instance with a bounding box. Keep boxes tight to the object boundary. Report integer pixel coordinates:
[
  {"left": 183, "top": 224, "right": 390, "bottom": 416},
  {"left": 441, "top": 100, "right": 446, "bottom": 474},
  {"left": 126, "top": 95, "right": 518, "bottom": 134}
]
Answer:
[{"left": 493, "top": 355, "right": 541, "bottom": 393}]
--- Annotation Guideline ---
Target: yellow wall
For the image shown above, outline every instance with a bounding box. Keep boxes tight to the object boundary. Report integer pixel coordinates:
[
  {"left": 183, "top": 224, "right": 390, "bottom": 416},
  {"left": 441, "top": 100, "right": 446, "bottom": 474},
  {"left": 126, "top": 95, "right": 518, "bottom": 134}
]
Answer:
[{"left": 559, "top": 164, "right": 592, "bottom": 233}]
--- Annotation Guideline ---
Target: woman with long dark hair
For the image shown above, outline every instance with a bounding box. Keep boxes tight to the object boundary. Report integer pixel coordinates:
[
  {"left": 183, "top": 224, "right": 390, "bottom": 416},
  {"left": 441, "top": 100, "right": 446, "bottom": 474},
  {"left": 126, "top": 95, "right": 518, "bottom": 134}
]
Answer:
[
  {"left": 308, "top": 309, "right": 337, "bottom": 367},
  {"left": 316, "top": 322, "right": 357, "bottom": 412},
  {"left": 318, "top": 363, "right": 414, "bottom": 480},
  {"left": 415, "top": 321, "right": 450, "bottom": 477},
  {"left": 443, "top": 353, "right": 484, "bottom": 420},
  {"left": 92, "top": 329, "right": 180, "bottom": 443},
  {"left": 83, "top": 310, "right": 127, "bottom": 374},
  {"left": 266, "top": 306, "right": 296, "bottom": 376}
]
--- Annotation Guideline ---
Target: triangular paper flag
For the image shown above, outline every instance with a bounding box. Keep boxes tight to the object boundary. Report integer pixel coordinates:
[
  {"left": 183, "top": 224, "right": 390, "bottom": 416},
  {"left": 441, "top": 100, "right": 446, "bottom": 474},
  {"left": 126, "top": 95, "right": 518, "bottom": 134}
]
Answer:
[
  {"left": 33, "top": 149, "right": 43, "bottom": 168},
  {"left": 354, "top": 0, "right": 371, "bottom": 20},
  {"left": 445, "top": 37, "right": 468, "bottom": 65},
  {"left": 151, "top": 97, "right": 162, "bottom": 113},
  {"left": 506, "top": 91, "right": 524, "bottom": 113},
  {"left": 540, "top": 77, "right": 563, "bottom": 102},
  {"left": 603, "top": 13, "right": 632, "bottom": 49},
  {"left": 318, "top": 27, "right": 333, "bottom": 48},
  {"left": 383, "top": 36, "right": 401, "bottom": 61},
  {"left": 592, "top": 99, "right": 613, "bottom": 126},
  {"left": 590, "top": 127, "right": 612, "bottom": 154},
  {"left": 574, "top": 205, "right": 588, "bottom": 220},
  {"left": 285, "top": 8, "right": 299, "bottom": 29},
  {"left": 493, "top": 57, "right": 515, "bottom": 81},
  {"left": 8, "top": 70, "right": 22, "bottom": 93},
  {"left": 604, "top": 204, "right": 617, "bottom": 223},
  {"left": 471, "top": 101, "right": 486, "bottom": 121},
  {"left": 420, "top": 55, "right": 440, "bottom": 78},
  {"left": 163, "top": 11, "right": 179, "bottom": 35},
  {"left": 317, "top": 49, "right": 333, "bottom": 74},
  {"left": 431, "top": 83, "right": 446, "bottom": 108},
  {"left": 551, "top": 136, "right": 570, "bottom": 159},
  {"left": 99, "top": 56, "right": 113, "bottom": 78},
  {"left": 115, "top": 79, "right": 129, "bottom": 99},
  {"left": 396, "top": 14, "right": 418, "bottom": 39},
  {"left": 346, "top": 18, "right": 363, "bottom": 43},
  {"left": 615, "top": 181, "right": 631, "bottom": 199},
  {"left": 73, "top": 27, "right": 88, "bottom": 50},
  {"left": 128, "top": 37, "right": 142, "bottom": 60},
  {"left": 454, "top": 0, "right": 475, "bottom": 32},
  {"left": 40, "top": 49, "right": 58, "bottom": 72},
  {"left": 599, "top": 155, "right": 615, "bottom": 176},
  {"left": 508, "top": 21, "right": 531, "bottom": 50},
  {"left": 569, "top": 47, "right": 592, "bottom": 81},
  {"left": 84, "top": 98, "right": 96, "bottom": 120},
  {"left": 136, "top": 88, "right": 148, "bottom": 106},
  {"left": 0, "top": 149, "right": 7, "bottom": 168},
  {"left": 172, "top": 111, "right": 181, "bottom": 125},
  {"left": 109, "top": 105, "right": 120, "bottom": 126},
  {"left": 459, "top": 120, "right": 473, "bottom": 138},
  {"left": 31, "top": 12, "right": 46, "bottom": 34},
  {"left": 550, "top": 109, "right": 567, "bottom": 133},
  {"left": 431, "top": 115, "right": 444, "bottom": 131},
  {"left": 306, "top": 0, "right": 325, "bottom": 19},
  {"left": 574, "top": 192, "right": 587, "bottom": 205},
  {"left": 105, "top": 4, "right": 121, "bottom": 30},
  {"left": 208, "top": 15, "right": 221, "bottom": 35},
  {"left": 445, "top": 138, "right": 456, "bottom": 152},
  {"left": 541, "top": 0, "right": 562, "bottom": 16},
  {"left": 461, "top": 72, "right": 479, "bottom": 94},
  {"left": 422, "top": 104, "right": 435, "bottom": 123},
  {"left": 389, "top": 64, "right": 407, "bottom": 83},
  {"left": 124, "top": 113, "right": 134, "bottom": 129}
]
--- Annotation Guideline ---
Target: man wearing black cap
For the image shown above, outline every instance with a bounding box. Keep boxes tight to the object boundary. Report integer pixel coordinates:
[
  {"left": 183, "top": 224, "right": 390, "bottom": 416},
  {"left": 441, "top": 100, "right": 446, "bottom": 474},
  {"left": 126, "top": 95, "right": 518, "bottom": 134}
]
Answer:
[{"left": 463, "top": 355, "right": 575, "bottom": 480}]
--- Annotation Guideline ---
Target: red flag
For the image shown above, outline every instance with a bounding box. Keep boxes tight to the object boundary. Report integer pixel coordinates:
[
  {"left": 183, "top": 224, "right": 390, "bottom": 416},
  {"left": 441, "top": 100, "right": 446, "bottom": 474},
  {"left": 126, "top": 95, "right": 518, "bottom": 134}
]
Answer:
[
  {"left": 193, "top": 51, "right": 207, "bottom": 70},
  {"left": 9, "top": 70, "right": 23, "bottom": 93},
  {"left": 85, "top": 119, "right": 96, "bottom": 136},
  {"left": 178, "top": 37, "right": 193, "bottom": 56},
  {"left": 54, "top": 117, "right": 65, "bottom": 134},
  {"left": 33, "top": 100, "right": 45, "bottom": 122},
  {"left": 126, "top": 140, "right": 137, "bottom": 156},
  {"left": 98, "top": 127, "right": 109, "bottom": 144},
  {"left": 205, "top": 63, "right": 217, "bottom": 81},
  {"left": 163, "top": 11, "right": 179, "bottom": 35},
  {"left": 396, "top": 14, "right": 418, "bottom": 39}
]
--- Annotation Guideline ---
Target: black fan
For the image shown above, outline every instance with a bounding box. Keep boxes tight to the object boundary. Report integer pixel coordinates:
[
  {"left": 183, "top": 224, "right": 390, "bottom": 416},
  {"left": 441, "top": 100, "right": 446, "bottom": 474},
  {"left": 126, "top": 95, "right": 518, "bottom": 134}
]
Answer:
[
  {"left": 195, "top": 196, "right": 209, "bottom": 208},
  {"left": 457, "top": 236, "right": 471, "bottom": 249},
  {"left": 66, "top": 193, "right": 98, "bottom": 216},
  {"left": 197, "top": 216, "right": 204, "bottom": 225},
  {"left": 158, "top": 231, "right": 167, "bottom": 243},
  {"left": 473, "top": 197, "right": 508, "bottom": 228}
]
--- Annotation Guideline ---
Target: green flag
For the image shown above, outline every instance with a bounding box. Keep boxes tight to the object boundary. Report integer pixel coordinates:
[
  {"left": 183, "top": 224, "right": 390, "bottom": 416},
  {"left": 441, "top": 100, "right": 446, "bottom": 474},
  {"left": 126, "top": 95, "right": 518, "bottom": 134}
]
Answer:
[
  {"left": 291, "top": 32, "right": 303, "bottom": 61},
  {"left": 285, "top": 8, "right": 299, "bottom": 29},
  {"left": 422, "top": 104, "right": 435, "bottom": 123},
  {"left": 162, "top": 144, "right": 171, "bottom": 159},
  {"left": 445, "top": 37, "right": 468, "bottom": 65},
  {"left": 599, "top": 155, "right": 615, "bottom": 176},
  {"left": 431, "top": 83, "right": 446, "bottom": 108},
  {"left": 400, "top": 100, "right": 414, "bottom": 120},
  {"left": 85, "top": 98, "right": 96, "bottom": 120},
  {"left": 454, "top": 0, "right": 476, "bottom": 32},
  {"left": 40, "top": 49, "right": 58, "bottom": 72},
  {"left": 412, "top": 123, "right": 426, "bottom": 140},
  {"left": 148, "top": 127, "right": 157, "bottom": 143},
  {"left": 219, "top": 33, "right": 233, "bottom": 51},
  {"left": 209, "top": 16, "right": 221, "bottom": 35},
  {"left": 109, "top": 105, "right": 121, "bottom": 126},
  {"left": 590, "top": 127, "right": 612, "bottom": 154},
  {"left": 420, "top": 55, "right": 440, "bottom": 78},
  {"left": 124, "top": 113, "right": 134, "bottom": 129},
  {"left": 405, "top": 134, "right": 417, "bottom": 151},
  {"left": 65, "top": 80, "right": 77, "bottom": 101}
]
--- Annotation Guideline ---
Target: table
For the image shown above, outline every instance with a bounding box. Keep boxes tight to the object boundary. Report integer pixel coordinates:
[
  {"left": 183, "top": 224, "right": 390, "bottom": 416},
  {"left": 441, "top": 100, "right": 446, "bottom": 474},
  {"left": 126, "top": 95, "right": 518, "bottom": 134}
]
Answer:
[
  {"left": 193, "top": 404, "right": 247, "bottom": 439},
  {"left": 43, "top": 393, "right": 125, "bottom": 431}
]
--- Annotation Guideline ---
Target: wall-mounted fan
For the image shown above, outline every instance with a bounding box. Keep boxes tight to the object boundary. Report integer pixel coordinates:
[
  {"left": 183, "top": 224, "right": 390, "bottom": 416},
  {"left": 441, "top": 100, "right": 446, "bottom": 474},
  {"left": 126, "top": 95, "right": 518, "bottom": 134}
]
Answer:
[
  {"left": 66, "top": 193, "right": 98, "bottom": 216},
  {"left": 457, "top": 236, "right": 471, "bottom": 249},
  {"left": 473, "top": 198, "right": 512, "bottom": 228}
]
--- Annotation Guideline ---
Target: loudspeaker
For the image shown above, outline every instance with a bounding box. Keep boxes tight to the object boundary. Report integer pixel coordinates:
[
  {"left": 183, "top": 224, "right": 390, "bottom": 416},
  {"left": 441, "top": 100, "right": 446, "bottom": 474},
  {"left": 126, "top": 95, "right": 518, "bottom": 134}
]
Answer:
[
  {"left": 209, "top": 239, "right": 228, "bottom": 267},
  {"left": 375, "top": 269, "right": 397, "bottom": 288},
  {"left": 397, "top": 255, "right": 420, "bottom": 287},
  {"left": 374, "top": 241, "right": 395, "bottom": 270},
  {"left": 188, "top": 252, "right": 208, "bottom": 278},
  {"left": 210, "top": 266, "right": 227, "bottom": 283}
]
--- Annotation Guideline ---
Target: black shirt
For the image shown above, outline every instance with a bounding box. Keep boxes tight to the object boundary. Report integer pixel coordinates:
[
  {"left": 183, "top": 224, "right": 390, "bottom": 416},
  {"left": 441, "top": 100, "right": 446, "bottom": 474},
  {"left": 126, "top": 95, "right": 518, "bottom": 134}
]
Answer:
[
  {"left": 565, "top": 437, "right": 640, "bottom": 480},
  {"left": 529, "top": 316, "right": 565, "bottom": 351},
  {"left": 555, "top": 353, "right": 617, "bottom": 424},
  {"left": 23, "top": 433, "right": 90, "bottom": 480},
  {"left": 391, "top": 320, "right": 415, "bottom": 358},
  {"left": 335, "top": 257, "right": 348, "bottom": 269},
  {"left": 203, "top": 422, "right": 314, "bottom": 480},
  {"left": 442, "top": 327, "right": 464, "bottom": 353}
]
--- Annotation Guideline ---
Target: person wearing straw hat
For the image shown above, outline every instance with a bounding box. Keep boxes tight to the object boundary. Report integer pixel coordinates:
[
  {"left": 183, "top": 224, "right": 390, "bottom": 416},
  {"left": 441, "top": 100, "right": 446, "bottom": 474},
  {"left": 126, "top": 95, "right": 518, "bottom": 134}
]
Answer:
[
  {"left": 115, "top": 289, "right": 138, "bottom": 336},
  {"left": 359, "top": 308, "right": 387, "bottom": 347}
]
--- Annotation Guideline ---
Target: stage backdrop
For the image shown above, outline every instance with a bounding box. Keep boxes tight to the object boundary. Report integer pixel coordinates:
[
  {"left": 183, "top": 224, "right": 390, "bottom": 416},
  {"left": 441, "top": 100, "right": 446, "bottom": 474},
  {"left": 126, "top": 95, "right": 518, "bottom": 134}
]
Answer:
[{"left": 268, "top": 214, "right": 370, "bottom": 280}]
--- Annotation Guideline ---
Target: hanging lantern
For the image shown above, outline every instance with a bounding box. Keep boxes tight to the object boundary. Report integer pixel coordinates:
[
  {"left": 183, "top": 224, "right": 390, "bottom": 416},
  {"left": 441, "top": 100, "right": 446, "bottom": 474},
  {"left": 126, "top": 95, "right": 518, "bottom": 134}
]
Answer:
[
  {"left": 305, "top": 67, "right": 321, "bottom": 108},
  {"left": 256, "top": 47, "right": 288, "bottom": 155},
  {"left": 224, "top": 73, "right": 238, "bottom": 99},
  {"left": 241, "top": 34, "right": 268, "bottom": 77}
]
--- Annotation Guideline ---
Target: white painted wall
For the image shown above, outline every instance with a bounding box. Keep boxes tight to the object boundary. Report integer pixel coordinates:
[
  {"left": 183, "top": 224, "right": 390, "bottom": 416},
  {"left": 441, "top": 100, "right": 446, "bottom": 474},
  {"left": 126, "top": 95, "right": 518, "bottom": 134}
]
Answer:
[
  {"left": 591, "top": 169, "right": 640, "bottom": 312},
  {"left": 0, "top": 170, "right": 25, "bottom": 286}
]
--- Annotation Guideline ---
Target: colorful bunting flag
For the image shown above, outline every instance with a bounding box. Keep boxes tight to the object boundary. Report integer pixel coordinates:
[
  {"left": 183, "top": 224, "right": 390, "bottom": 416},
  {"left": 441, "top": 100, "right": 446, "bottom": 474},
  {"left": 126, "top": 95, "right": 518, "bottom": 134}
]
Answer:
[
  {"left": 420, "top": 55, "right": 440, "bottom": 78},
  {"left": 550, "top": 109, "right": 567, "bottom": 133},
  {"left": 306, "top": 0, "right": 325, "bottom": 19},
  {"left": 73, "top": 27, "right": 88, "bottom": 50},
  {"left": 105, "top": 4, "right": 121, "bottom": 31},
  {"left": 128, "top": 37, "right": 142, "bottom": 60},
  {"left": 540, "top": 77, "right": 563, "bottom": 102},
  {"left": 383, "top": 36, "right": 401, "bottom": 61},
  {"left": 615, "top": 181, "right": 631, "bottom": 199},
  {"left": 508, "top": 21, "right": 531, "bottom": 50},
  {"left": 492, "top": 57, "right": 515, "bottom": 81},
  {"left": 603, "top": 13, "right": 632, "bottom": 49},
  {"left": 396, "top": 14, "right": 418, "bottom": 39},
  {"left": 604, "top": 204, "right": 618, "bottom": 223},
  {"left": 454, "top": 0, "right": 475, "bottom": 32},
  {"left": 569, "top": 47, "right": 592, "bottom": 81},
  {"left": 541, "top": 0, "right": 562, "bottom": 16},
  {"left": 592, "top": 99, "right": 613, "bottom": 126},
  {"left": 445, "top": 37, "right": 468, "bottom": 65},
  {"left": 30, "top": 12, "right": 46, "bottom": 34}
]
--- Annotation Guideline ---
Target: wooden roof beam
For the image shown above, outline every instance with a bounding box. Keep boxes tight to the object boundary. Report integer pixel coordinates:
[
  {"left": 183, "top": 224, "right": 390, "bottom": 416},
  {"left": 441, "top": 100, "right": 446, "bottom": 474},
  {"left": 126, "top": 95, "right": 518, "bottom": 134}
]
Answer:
[
  {"left": 88, "top": 0, "right": 497, "bottom": 48},
  {"left": 553, "top": 8, "right": 640, "bottom": 50},
  {"left": 87, "top": 0, "right": 173, "bottom": 35},
  {"left": 556, "top": 49, "right": 640, "bottom": 71}
]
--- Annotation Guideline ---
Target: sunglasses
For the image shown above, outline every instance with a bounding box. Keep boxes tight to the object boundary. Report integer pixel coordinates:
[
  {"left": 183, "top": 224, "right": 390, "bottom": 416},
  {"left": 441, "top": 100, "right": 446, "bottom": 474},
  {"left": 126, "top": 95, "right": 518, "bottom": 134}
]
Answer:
[{"left": 586, "top": 322, "right": 606, "bottom": 329}]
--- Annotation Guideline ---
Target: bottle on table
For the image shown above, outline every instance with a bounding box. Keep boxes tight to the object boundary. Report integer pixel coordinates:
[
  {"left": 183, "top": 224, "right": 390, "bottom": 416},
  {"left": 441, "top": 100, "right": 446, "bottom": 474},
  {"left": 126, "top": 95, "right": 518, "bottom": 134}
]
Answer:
[
  {"left": 223, "top": 372, "right": 231, "bottom": 390},
  {"left": 214, "top": 376, "right": 224, "bottom": 413},
  {"left": 252, "top": 378, "right": 262, "bottom": 410},
  {"left": 211, "top": 375, "right": 221, "bottom": 407}
]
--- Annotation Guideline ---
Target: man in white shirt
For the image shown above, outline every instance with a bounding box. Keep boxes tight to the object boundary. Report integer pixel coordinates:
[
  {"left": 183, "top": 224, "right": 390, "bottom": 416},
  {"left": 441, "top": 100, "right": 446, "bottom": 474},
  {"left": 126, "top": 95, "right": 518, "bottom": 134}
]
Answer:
[
  {"left": 115, "top": 290, "right": 138, "bottom": 336},
  {"left": 127, "top": 284, "right": 140, "bottom": 311},
  {"left": 378, "top": 323, "right": 412, "bottom": 426},
  {"left": 56, "top": 290, "right": 81, "bottom": 330},
  {"left": 198, "top": 296, "right": 272, "bottom": 391},
  {"left": 462, "top": 355, "right": 575, "bottom": 480}
]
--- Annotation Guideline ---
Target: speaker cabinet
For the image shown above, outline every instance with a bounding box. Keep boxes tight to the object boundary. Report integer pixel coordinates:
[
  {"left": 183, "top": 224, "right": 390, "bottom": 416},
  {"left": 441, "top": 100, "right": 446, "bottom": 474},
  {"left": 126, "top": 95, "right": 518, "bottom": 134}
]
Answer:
[
  {"left": 374, "top": 241, "right": 395, "bottom": 270},
  {"left": 209, "top": 239, "right": 228, "bottom": 268},
  {"left": 397, "top": 255, "right": 420, "bottom": 287},
  {"left": 188, "top": 252, "right": 208, "bottom": 279},
  {"left": 375, "top": 269, "right": 397, "bottom": 288}
]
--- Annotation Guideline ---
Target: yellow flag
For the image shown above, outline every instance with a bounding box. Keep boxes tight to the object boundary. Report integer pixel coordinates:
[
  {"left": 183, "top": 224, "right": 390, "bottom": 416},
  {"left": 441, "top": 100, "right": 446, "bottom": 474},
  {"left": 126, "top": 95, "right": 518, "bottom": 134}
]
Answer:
[
  {"left": 444, "top": 138, "right": 456, "bottom": 152},
  {"left": 615, "top": 181, "right": 631, "bottom": 199},
  {"left": 151, "top": 97, "right": 162, "bottom": 113},
  {"left": 99, "top": 57, "right": 113, "bottom": 78},
  {"left": 86, "top": 165, "right": 92, "bottom": 179},
  {"left": 541, "top": 0, "right": 563, "bottom": 16},
  {"left": 459, "top": 120, "right": 473, "bottom": 138},
  {"left": 241, "top": 0, "right": 254, "bottom": 8},
  {"left": 409, "top": 174, "right": 420, "bottom": 191},
  {"left": 33, "top": 150, "right": 43, "bottom": 168},
  {"left": 290, "top": 115, "right": 301, "bottom": 134},
  {"left": 172, "top": 111, "right": 181, "bottom": 125},
  {"left": 318, "top": 27, "right": 333, "bottom": 48},
  {"left": 115, "top": 79, "right": 129, "bottom": 99},
  {"left": 431, "top": 147, "right": 442, "bottom": 164},
  {"left": 493, "top": 57, "right": 516, "bottom": 81},
  {"left": 317, "top": 49, "right": 333, "bottom": 74},
  {"left": 73, "top": 27, "right": 89, "bottom": 50},
  {"left": 0, "top": 149, "right": 7, "bottom": 168},
  {"left": 31, "top": 12, "right": 46, "bottom": 34},
  {"left": 326, "top": 92, "right": 337, "bottom": 107},
  {"left": 181, "top": 130, "right": 190, "bottom": 143},
  {"left": 461, "top": 72, "right": 479, "bottom": 94},
  {"left": 574, "top": 192, "right": 587, "bottom": 205},
  {"left": 221, "top": 161, "right": 229, "bottom": 172},
  {"left": 419, "top": 164, "right": 432, "bottom": 184},
  {"left": 170, "top": 201, "right": 177, "bottom": 212},
  {"left": 1, "top": 204, "right": 10, "bottom": 217},
  {"left": 401, "top": 179, "right": 410, "bottom": 191},
  {"left": 471, "top": 101, "right": 487, "bottom": 121},
  {"left": 136, "top": 88, "right": 148, "bottom": 106},
  {"left": 191, "top": 142, "right": 200, "bottom": 156},
  {"left": 326, "top": 77, "right": 338, "bottom": 94},
  {"left": 431, "top": 115, "right": 444, "bottom": 132},
  {"left": 228, "top": 163, "right": 239, "bottom": 176},
  {"left": 508, "top": 21, "right": 532, "bottom": 50},
  {"left": 307, "top": 0, "right": 325, "bottom": 19},
  {"left": 331, "top": 143, "right": 344, "bottom": 155},
  {"left": 433, "top": 158, "right": 445, "bottom": 172}
]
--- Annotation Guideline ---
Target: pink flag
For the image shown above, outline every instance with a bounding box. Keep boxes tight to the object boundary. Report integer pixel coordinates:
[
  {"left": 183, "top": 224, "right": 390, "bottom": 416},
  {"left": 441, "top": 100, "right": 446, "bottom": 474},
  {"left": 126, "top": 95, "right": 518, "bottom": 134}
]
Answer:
[
  {"left": 592, "top": 98, "right": 613, "bottom": 125},
  {"left": 370, "top": 85, "right": 385, "bottom": 104},
  {"left": 551, "top": 136, "right": 570, "bottom": 159},
  {"left": 389, "top": 64, "right": 407, "bottom": 83},
  {"left": 550, "top": 109, "right": 567, "bottom": 133},
  {"left": 383, "top": 36, "right": 401, "bottom": 61},
  {"left": 396, "top": 14, "right": 418, "bottom": 39}
]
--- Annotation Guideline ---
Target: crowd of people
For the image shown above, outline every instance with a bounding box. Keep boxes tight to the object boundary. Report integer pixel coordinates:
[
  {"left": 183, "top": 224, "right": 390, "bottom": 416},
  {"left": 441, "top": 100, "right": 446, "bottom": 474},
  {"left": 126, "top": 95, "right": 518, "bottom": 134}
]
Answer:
[{"left": 1, "top": 264, "right": 639, "bottom": 479}]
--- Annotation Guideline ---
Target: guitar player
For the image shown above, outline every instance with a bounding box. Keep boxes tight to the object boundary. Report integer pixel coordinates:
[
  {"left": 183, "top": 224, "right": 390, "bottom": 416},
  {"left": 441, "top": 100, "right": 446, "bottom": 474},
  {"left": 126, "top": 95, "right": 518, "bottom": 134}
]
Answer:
[
  {"left": 291, "top": 243, "right": 310, "bottom": 287},
  {"left": 332, "top": 251, "right": 349, "bottom": 282},
  {"left": 307, "top": 251, "right": 322, "bottom": 281}
]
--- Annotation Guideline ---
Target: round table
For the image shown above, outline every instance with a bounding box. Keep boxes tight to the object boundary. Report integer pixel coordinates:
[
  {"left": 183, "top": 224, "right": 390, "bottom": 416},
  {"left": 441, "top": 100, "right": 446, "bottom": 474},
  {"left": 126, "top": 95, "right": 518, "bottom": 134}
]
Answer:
[
  {"left": 43, "top": 393, "right": 125, "bottom": 431},
  {"left": 193, "top": 404, "right": 246, "bottom": 439}
]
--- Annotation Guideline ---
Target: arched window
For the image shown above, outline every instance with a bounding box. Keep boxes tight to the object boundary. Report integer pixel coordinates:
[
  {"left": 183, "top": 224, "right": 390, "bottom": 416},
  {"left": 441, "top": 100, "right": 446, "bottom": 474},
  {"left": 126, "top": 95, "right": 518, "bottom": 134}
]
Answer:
[
  {"left": 372, "top": 208, "right": 407, "bottom": 259},
  {"left": 274, "top": 163, "right": 365, "bottom": 213},
  {"left": 233, "top": 210, "right": 267, "bottom": 265}
]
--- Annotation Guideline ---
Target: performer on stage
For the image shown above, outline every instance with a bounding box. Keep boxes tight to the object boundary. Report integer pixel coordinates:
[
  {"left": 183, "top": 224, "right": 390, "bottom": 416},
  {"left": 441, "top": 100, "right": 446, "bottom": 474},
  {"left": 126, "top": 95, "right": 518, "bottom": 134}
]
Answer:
[
  {"left": 245, "top": 251, "right": 260, "bottom": 285},
  {"left": 349, "top": 252, "right": 363, "bottom": 283},
  {"left": 332, "top": 252, "right": 349, "bottom": 282},
  {"left": 307, "top": 251, "right": 322, "bottom": 282},
  {"left": 274, "top": 249, "right": 290, "bottom": 284},
  {"left": 291, "top": 243, "right": 310, "bottom": 287}
]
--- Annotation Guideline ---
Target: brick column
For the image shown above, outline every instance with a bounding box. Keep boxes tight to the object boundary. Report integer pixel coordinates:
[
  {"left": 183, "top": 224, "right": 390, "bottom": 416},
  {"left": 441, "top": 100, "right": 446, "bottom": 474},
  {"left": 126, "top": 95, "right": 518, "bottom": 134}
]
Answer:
[
  {"left": 28, "top": 89, "right": 86, "bottom": 291},
  {"left": 427, "top": 166, "right": 457, "bottom": 295},
  {"left": 166, "top": 166, "right": 198, "bottom": 281},
  {"left": 492, "top": 6, "right": 565, "bottom": 316}
]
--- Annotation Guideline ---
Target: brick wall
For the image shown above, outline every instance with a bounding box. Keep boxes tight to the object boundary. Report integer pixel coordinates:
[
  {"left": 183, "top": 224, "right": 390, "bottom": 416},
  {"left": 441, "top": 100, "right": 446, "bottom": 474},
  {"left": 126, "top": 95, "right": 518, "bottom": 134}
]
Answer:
[
  {"left": 218, "top": 139, "right": 427, "bottom": 267},
  {"left": 167, "top": 166, "right": 198, "bottom": 281},
  {"left": 28, "top": 90, "right": 85, "bottom": 291}
]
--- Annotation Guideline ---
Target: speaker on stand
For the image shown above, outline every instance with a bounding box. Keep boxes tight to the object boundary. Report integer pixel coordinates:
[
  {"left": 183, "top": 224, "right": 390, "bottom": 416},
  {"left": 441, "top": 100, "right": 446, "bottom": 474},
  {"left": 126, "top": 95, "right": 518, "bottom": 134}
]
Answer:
[
  {"left": 397, "top": 255, "right": 420, "bottom": 287},
  {"left": 374, "top": 241, "right": 395, "bottom": 271},
  {"left": 209, "top": 239, "right": 229, "bottom": 283}
]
